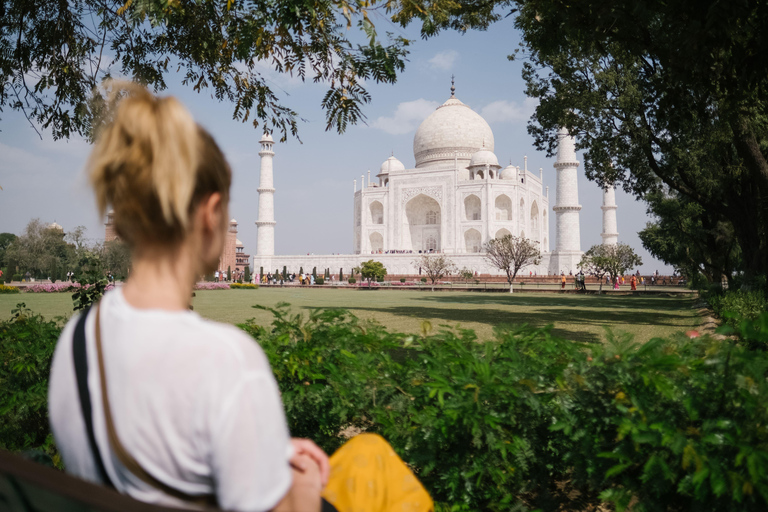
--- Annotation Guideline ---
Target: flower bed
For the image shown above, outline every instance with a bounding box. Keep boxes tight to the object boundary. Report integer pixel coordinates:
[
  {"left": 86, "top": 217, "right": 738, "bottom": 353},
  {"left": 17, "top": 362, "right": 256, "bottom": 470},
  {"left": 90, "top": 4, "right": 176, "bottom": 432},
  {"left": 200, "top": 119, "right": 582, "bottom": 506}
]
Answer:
[
  {"left": 25, "top": 283, "right": 79, "bottom": 293},
  {"left": 194, "top": 282, "right": 231, "bottom": 290},
  {"left": 24, "top": 282, "right": 115, "bottom": 293},
  {"left": 0, "top": 285, "right": 20, "bottom": 294},
  {"left": 230, "top": 283, "right": 259, "bottom": 289}
]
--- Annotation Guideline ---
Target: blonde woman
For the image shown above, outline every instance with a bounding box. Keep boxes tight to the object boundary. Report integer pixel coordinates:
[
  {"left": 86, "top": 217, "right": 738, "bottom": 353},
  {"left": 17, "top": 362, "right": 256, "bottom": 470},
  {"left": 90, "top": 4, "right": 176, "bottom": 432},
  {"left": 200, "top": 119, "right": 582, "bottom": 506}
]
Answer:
[{"left": 48, "top": 85, "right": 432, "bottom": 512}]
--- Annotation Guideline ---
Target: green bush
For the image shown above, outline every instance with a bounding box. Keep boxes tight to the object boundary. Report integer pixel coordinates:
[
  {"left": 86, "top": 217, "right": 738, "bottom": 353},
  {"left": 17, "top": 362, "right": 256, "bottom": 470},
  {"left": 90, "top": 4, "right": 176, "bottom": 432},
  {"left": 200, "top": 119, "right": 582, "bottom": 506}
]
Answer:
[
  {"left": 240, "top": 307, "right": 768, "bottom": 511},
  {"left": 420, "top": 277, "right": 427, "bottom": 283},
  {"left": 4, "top": 299, "right": 768, "bottom": 511},
  {"left": 315, "top": 278, "right": 324, "bottom": 285},
  {"left": 348, "top": 278, "right": 356, "bottom": 284},
  {"left": 12, "top": 273, "right": 22, "bottom": 282},
  {"left": 400, "top": 278, "right": 406, "bottom": 283},
  {"left": 0, "top": 285, "right": 20, "bottom": 294},
  {"left": 0, "top": 303, "right": 63, "bottom": 467},
  {"left": 709, "top": 290, "right": 768, "bottom": 326},
  {"left": 230, "top": 283, "right": 258, "bottom": 289}
]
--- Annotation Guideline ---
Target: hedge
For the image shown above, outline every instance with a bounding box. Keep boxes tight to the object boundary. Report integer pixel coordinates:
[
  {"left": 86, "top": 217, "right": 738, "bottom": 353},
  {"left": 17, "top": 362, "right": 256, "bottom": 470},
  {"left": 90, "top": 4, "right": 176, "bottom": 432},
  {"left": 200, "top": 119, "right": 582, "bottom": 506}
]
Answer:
[
  {"left": 230, "top": 283, "right": 259, "bottom": 289},
  {"left": 2, "top": 301, "right": 767, "bottom": 511}
]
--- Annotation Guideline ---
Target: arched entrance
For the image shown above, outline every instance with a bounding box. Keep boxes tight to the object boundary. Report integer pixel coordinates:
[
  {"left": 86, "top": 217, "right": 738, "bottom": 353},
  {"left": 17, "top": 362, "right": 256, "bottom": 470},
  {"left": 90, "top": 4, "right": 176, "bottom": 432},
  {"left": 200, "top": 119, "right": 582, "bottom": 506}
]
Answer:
[
  {"left": 404, "top": 194, "right": 441, "bottom": 252},
  {"left": 464, "top": 228, "right": 482, "bottom": 253},
  {"left": 495, "top": 194, "right": 512, "bottom": 221},
  {"left": 370, "top": 232, "right": 383, "bottom": 252},
  {"left": 370, "top": 201, "right": 384, "bottom": 224},
  {"left": 464, "top": 195, "right": 481, "bottom": 221}
]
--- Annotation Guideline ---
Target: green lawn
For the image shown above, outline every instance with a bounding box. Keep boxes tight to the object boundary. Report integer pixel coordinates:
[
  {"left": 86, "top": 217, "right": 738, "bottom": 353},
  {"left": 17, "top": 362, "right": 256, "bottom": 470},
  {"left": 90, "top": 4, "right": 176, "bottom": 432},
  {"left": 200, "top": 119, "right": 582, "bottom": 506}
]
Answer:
[{"left": 1, "top": 287, "right": 701, "bottom": 343}]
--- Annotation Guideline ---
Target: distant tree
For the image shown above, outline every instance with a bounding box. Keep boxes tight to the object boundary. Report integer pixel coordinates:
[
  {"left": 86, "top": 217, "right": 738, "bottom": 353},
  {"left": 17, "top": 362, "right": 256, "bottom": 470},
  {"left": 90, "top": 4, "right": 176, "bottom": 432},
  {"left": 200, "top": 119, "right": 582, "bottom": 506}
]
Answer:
[
  {"left": 414, "top": 254, "right": 457, "bottom": 291},
  {"left": 360, "top": 260, "right": 387, "bottom": 287},
  {"left": 244, "top": 266, "right": 251, "bottom": 283},
  {"left": 0, "top": 233, "right": 18, "bottom": 268},
  {"left": 227, "top": 266, "right": 232, "bottom": 282},
  {"left": 5, "top": 219, "right": 69, "bottom": 278},
  {"left": 101, "top": 240, "right": 131, "bottom": 280},
  {"left": 578, "top": 244, "right": 643, "bottom": 293},
  {"left": 484, "top": 235, "right": 541, "bottom": 293},
  {"left": 339, "top": 268, "right": 344, "bottom": 281},
  {"left": 458, "top": 267, "right": 474, "bottom": 284}
]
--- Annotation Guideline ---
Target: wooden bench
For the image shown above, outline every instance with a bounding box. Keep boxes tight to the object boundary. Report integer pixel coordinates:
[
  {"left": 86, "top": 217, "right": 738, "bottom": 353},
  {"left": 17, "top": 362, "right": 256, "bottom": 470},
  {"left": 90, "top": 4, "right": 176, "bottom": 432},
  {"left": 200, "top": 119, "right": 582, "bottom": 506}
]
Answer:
[{"left": 0, "top": 450, "right": 203, "bottom": 512}]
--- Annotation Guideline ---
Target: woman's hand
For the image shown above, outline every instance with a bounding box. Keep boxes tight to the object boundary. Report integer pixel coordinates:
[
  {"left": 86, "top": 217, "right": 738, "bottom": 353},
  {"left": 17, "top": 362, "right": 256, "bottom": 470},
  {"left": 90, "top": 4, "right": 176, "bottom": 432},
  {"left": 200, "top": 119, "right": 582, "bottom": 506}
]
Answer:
[{"left": 291, "top": 438, "right": 330, "bottom": 487}]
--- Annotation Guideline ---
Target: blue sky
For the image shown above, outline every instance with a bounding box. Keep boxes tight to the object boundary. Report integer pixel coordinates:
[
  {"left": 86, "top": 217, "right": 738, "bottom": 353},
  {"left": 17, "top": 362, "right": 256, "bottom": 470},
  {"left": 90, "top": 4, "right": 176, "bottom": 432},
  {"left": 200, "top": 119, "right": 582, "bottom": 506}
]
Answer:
[{"left": 0, "top": 15, "right": 672, "bottom": 274}]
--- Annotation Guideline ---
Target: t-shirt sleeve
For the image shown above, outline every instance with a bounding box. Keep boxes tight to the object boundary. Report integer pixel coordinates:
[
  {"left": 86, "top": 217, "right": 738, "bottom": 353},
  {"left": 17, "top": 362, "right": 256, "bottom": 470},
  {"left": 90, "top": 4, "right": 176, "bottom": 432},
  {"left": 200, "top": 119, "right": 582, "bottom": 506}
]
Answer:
[{"left": 210, "top": 369, "right": 293, "bottom": 511}]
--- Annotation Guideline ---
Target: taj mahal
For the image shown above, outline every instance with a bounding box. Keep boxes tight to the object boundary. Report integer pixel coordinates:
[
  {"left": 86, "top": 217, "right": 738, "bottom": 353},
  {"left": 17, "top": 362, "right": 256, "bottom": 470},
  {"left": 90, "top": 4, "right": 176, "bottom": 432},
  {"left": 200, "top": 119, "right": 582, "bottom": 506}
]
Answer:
[{"left": 248, "top": 83, "right": 619, "bottom": 277}]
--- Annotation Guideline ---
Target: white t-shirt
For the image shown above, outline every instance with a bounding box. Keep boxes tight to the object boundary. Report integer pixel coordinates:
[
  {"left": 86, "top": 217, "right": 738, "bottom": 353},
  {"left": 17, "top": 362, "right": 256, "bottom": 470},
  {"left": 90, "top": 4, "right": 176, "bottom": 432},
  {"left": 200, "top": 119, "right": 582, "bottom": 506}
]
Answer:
[{"left": 48, "top": 288, "right": 293, "bottom": 511}]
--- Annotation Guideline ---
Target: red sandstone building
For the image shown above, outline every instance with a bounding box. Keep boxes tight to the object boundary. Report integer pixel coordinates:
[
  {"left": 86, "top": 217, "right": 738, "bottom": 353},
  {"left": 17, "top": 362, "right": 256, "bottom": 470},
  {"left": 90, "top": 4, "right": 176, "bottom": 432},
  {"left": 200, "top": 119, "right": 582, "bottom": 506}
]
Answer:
[{"left": 105, "top": 213, "right": 251, "bottom": 280}]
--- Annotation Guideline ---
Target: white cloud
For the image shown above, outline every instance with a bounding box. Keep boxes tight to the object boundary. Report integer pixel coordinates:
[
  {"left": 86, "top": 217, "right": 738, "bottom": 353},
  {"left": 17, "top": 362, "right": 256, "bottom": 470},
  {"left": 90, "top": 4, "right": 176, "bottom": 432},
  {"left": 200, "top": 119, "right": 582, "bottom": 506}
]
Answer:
[
  {"left": 428, "top": 50, "right": 459, "bottom": 71},
  {"left": 479, "top": 98, "right": 539, "bottom": 124},
  {"left": 371, "top": 99, "right": 439, "bottom": 135}
]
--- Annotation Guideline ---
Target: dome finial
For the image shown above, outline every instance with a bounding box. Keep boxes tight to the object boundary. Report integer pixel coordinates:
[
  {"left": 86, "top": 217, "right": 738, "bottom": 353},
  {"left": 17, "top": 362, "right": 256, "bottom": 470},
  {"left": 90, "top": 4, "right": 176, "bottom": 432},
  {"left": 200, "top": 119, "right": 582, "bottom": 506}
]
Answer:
[{"left": 450, "top": 74, "right": 455, "bottom": 97}]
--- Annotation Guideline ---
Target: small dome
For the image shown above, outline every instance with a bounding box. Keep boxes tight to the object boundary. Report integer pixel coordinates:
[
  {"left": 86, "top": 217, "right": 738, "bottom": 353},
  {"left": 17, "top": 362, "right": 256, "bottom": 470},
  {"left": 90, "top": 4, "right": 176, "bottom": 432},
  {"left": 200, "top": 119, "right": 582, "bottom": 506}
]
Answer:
[
  {"left": 469, "top": 149, "right": 500, "bottom": 168},
  {"left": 259, "top": 132, "right": 273, "bottom": 143},
  {"left": 230, "top": 218, "right": 237, "bottom": 224},
  {"left": 236, "top": 238, "right": 243, "bottom": 247},
  {"left": 49, "top": 222, "right": 63, "bottom": 231},
  {"left": 500, "top": 165, "right": 518, "bottom": 180},
  {"left": 379, "top": 156, "right": 405, "bottom": 174}
]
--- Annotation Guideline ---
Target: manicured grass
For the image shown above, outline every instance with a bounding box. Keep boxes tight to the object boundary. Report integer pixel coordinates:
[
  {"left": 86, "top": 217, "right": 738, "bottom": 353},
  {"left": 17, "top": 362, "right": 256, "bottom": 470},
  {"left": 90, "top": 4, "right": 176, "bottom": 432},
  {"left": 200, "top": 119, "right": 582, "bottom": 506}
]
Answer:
[{"left": 0, "top": 287, "right": 701, "bottom": 343}]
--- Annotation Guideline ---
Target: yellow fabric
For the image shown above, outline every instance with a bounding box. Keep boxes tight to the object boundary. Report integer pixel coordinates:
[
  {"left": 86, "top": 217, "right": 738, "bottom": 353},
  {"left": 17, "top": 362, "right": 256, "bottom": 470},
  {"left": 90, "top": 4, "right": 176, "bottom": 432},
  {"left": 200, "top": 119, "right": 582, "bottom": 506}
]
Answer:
[{"left": 321, "top": 434, "right": 433, "bottom": 512}]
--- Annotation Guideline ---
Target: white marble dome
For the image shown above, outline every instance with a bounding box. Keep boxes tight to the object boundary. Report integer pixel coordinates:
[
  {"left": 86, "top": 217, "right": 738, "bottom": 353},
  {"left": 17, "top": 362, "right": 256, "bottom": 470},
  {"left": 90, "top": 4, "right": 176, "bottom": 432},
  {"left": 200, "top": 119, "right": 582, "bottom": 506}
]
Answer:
[
  {"left": 469, "top": 149, "right": 500, "bottom": 168},
  {"left": 499, "top": 164, "right": 518, "bottom": 180},
  {"left": 379, "top": 155, "right": 405, "bottom": 174},
  {"left": 413, "top": 96, "right": 494, "bottom": 169}
]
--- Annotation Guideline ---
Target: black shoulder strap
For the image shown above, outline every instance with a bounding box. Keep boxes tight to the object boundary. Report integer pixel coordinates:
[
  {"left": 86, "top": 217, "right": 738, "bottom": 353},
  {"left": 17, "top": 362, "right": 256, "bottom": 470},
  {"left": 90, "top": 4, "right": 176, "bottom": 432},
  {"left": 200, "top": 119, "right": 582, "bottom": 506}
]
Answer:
[{"left": 72, "top": 306, "right": 115, "bottom": 488}]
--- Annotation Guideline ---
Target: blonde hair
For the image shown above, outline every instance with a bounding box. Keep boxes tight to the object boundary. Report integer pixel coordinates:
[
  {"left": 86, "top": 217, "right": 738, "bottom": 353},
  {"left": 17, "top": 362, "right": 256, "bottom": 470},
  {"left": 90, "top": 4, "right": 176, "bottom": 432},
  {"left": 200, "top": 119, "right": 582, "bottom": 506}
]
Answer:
[{"left": 88, "top": 83, "right": 231, "bottom": 247}]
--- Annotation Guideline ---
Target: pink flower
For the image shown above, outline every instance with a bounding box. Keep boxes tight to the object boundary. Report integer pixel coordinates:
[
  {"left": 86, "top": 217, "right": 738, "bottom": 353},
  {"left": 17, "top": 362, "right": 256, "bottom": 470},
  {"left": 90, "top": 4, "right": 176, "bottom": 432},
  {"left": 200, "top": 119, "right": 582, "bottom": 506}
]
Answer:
[{"left": 685, "top": 330, "right": 700, "bottom": 339}]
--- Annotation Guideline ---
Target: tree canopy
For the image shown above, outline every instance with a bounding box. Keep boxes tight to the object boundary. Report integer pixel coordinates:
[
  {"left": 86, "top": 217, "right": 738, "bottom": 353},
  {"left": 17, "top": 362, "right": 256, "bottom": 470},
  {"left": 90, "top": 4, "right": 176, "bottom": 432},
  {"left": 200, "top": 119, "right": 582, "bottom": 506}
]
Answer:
[
  {"left": 359, "top": 259, "right": 386, "bottom": 286},
  {"left": 0, "top": 0, "right": 504, "bottom": 141},
  {"left": 484, "top": 234, "right": 540, "bottom": 292},
  {"left": 414, "top": 253, "right": 456, "bottom": 288},
  {"left": 578, "top": 243, "right": 642, "bottom": 292},
  {"left": 639, "top": 191, "right": 740, "bottom": 286},
  {"left": 513, "top": 0, "right": 768, "bottom": 286}
]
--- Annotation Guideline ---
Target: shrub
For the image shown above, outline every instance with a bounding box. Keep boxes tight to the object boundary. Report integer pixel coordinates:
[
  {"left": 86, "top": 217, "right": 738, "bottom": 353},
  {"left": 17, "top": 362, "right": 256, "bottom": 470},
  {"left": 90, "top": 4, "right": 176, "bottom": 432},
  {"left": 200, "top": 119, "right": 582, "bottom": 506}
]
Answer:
[
  {"left": 0, "top": 303, "right": 63, "bottom": 466},
  {"left": 709, "top": 290, "right": 768, "bottom": 326},
  {"left": 4, "top": 299, "right": 768, "bottom": 511},
  {"left": 348, "top": 278, "right": 356, "bottom": 284},
  {"left": 400, "top": 278, "right": 406, "bottom": 283},
  {"left": 315, "top": 278, "right": 324, "bottom": 285},
  {"left": 240, "top": 307, "right": 768, "bottom": 511},
  {"left": 230, "top": 283, "right": 258, "bottom": 289},
  {"left": 420, "top": 277, "right": 427, "bottom": 283},
  {"left": 0, "top": 285, "right": 20, "bottom": 294},
  {"left": 13, "top": 273, "right": 22, "bottom": 282}
]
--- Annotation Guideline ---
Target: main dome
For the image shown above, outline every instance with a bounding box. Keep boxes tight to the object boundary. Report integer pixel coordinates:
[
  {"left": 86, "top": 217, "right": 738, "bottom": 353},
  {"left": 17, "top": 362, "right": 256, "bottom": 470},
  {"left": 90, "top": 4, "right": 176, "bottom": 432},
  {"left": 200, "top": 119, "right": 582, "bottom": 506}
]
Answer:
[{"left": 413, "top": 96, "right": 494, "bottom": 169}]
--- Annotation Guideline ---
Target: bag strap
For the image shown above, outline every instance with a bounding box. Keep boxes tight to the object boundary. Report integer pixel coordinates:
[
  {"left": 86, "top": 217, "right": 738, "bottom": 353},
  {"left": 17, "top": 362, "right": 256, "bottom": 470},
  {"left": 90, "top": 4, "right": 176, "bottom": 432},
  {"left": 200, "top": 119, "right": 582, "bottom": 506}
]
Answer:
[
  {"left": 73, "top": 302, "right": 216, "bottom": 508},
  {"left": 72, "top": 305, "right": 114, "bottom": 488}
]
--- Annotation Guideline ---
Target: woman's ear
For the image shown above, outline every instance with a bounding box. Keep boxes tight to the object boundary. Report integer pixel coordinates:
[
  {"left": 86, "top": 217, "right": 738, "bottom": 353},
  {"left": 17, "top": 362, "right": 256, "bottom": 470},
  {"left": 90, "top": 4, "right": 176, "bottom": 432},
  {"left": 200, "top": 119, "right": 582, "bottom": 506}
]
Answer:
[{"left": 198, "top": 192, "right": 224, "bottom": 233}]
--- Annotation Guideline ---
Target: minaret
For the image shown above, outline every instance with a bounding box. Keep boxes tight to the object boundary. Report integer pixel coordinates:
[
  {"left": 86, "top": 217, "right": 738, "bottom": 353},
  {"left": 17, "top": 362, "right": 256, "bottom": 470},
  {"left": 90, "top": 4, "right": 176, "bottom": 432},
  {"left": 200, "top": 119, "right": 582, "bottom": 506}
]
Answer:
[
  {"left": 601, "top": 184, "right": 618, "bottom": 245},
  {"left": 256, "top": 133, "right": 275, "bottom": 256},
  {"left": 104, "top": 209, "right": 117, "bottom": 242},
  {"left": 549, "top": 127, "right": 583, "bottom": 274}
]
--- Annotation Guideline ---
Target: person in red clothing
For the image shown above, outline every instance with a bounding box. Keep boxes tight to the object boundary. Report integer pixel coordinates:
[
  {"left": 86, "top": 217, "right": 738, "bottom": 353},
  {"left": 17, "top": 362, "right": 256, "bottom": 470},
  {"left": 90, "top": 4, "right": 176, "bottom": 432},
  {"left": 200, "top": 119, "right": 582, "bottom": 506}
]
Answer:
[{"left": 630, "top": 275, "right": 637, "bottom": 291}]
